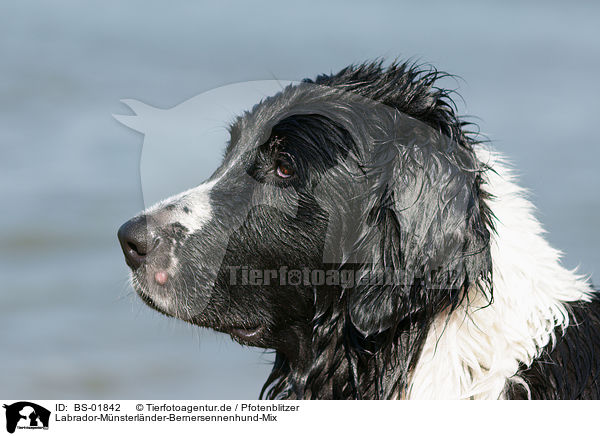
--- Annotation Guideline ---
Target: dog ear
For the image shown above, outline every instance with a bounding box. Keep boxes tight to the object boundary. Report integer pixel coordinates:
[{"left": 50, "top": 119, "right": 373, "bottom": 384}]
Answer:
[{"left": 347, "top": 131, "right": 492, "bottom": 337}]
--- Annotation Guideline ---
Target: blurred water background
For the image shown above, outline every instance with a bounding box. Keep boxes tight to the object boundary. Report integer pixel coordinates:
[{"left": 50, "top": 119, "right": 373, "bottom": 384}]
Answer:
[{"left": 1, "top": 0, "right": 599, "bottom": 399}]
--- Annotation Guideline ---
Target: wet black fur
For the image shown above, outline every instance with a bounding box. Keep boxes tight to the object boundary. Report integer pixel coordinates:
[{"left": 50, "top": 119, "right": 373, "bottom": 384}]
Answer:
[
  {"left": 223, "top": 61, "right": 494, "bottom": 399},
  {"left": 507, "top": 298, "right": 600, "bottom": 399}
]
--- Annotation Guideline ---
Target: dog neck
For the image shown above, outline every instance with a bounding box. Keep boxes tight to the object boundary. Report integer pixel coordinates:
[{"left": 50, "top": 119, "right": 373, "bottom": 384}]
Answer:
[
  {"left": 263, "top": 293, "right": 433, "bottom": 399},
  {"left": 406, "top": 146, "right": 593, "bottom": 399}
]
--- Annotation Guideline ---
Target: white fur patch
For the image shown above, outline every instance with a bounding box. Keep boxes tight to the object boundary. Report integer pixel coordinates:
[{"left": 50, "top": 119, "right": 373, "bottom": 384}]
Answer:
[
  {"left": 143, "top": 179, "right": 217, "bottom": 233},
  {"left": 405, "top": 145, "right": 594, "bottom": 399}
]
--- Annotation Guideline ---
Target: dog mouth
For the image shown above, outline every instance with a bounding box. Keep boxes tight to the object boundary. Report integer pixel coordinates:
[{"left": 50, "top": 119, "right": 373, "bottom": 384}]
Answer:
[
  {"left": 230, "top": 325, "right": 264, "bottom": 338},
  {"left": 227, "top": 325, "right": 265, "bottom": 344},
  {"left": 131, "top": 266, "right": 268, "bottom": 344},
  {"left": 135, "top": 279, "right": 266, "bottom": 343}
]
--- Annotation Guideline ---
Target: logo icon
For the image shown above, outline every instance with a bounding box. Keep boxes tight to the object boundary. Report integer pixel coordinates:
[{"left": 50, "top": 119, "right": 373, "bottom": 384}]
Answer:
[{"left": 3, "top": 402, "right": 50, "bottom": 434}]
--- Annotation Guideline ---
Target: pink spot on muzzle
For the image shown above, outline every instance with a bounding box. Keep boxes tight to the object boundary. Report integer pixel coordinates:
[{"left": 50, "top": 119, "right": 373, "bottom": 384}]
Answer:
[{"left": 155, "top": 271, "right": 169, "bottom": 285}]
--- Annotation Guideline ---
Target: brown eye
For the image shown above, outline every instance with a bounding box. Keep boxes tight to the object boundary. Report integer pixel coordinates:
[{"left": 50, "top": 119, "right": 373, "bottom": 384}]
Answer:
[{"left": 275, "top": 160, "right": 295, "bottom": 178}]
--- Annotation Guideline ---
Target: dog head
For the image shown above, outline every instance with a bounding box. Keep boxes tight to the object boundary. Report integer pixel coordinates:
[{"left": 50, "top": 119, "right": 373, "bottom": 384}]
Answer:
[{"left": 118, "top": 62, "right": 492, "bottom": 395}]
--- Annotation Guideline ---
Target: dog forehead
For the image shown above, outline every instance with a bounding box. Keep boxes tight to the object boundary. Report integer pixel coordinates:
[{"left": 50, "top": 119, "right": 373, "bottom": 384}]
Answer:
[{"left": 223, "top": 82, "right": 372, "bottom": 154}]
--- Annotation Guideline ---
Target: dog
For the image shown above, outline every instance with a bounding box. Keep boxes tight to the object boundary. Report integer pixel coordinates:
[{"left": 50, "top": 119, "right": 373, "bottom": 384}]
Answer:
[{"left": 118, "top": 61, "right": 600, "bottom": 399}]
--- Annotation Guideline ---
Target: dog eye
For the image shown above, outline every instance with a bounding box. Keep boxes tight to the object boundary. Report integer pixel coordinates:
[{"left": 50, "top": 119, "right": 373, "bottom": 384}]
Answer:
[{"left": 275, "top": 160, "right": 295, "bottom": 179}]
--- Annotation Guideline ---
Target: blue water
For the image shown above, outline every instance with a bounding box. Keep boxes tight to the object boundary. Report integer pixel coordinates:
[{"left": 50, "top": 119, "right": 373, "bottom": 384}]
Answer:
[{"left": 1, "top": 0, "right": 599, "bottom": 399}]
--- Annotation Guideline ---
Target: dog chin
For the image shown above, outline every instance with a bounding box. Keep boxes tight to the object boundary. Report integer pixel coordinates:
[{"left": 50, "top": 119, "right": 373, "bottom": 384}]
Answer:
[{"left": 131, "top": 274, "right": 180, "bottom": 318}]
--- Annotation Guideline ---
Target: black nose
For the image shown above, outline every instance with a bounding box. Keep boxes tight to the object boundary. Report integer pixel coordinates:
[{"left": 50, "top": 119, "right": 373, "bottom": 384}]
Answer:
[{"left": 118, "top": 216, "right": 155, "bottom": 270}]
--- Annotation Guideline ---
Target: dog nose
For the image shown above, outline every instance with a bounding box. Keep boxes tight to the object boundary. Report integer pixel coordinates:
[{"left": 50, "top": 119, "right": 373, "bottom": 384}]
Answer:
[{"left": 118, "top": 216, "right": 156, "bottom": 270}]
